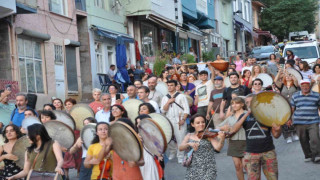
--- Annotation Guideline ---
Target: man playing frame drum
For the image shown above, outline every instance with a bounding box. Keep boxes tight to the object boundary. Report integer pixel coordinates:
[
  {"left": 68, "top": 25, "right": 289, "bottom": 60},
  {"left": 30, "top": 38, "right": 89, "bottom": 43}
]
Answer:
[{"left": 161, "top": 80, "right": 190, "bottom": 163}]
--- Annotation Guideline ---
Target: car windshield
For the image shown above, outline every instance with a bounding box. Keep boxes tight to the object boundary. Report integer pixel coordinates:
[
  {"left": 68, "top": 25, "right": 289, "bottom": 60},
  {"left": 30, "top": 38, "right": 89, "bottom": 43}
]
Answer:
[
  {"left": 252, "top": 46, "right": 275, "bottom": 54},
  {"left": 284, "top": 46, "right": 318, "bottom": 59}
]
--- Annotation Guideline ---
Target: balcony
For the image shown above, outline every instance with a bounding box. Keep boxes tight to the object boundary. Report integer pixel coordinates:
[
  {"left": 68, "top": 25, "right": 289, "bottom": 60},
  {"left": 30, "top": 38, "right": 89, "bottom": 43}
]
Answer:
[
  {"left": 16, "top": 0, "right": 37, "bottom": 14},
  {"left": 75, "top": 0, "right": 86, "bottom": 12},
  {"left": 182, "top": 0, "right": 197, "bottom": 20}
]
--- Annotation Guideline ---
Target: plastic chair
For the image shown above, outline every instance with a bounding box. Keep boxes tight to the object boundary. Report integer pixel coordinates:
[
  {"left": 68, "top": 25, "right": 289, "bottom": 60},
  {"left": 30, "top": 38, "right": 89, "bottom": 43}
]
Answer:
[{"left": 98, "top": 74, "right": 110, "bottom": 92}]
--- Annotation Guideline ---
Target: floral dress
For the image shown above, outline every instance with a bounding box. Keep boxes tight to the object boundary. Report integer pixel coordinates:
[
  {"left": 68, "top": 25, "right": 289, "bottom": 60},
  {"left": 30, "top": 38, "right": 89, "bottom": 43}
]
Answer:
[
  {"left": 185, "top": 139, "right": 217, "bottom": 180},
  {"left": 0, "top": 151, "right": 22, "bottom": 180}
]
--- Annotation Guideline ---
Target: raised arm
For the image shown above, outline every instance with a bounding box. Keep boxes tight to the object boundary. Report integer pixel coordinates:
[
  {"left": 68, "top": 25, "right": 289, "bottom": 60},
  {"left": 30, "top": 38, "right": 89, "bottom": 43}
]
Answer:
[
  {"left": 53, "top": 141, "right": 64, "bottom": 175},
  {"left": 230, "top": 111, "right": 250, "bottom": 134}
]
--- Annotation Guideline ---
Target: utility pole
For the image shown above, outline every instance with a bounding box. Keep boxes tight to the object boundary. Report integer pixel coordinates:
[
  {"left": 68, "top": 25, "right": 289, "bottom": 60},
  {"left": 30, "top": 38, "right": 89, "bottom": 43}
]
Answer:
[{"left": 174, "top": 0, "right": 180, "bottom": 53}]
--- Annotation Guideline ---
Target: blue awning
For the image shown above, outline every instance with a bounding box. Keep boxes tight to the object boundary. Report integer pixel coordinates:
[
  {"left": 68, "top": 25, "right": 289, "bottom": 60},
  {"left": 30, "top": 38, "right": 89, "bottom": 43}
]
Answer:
[{"left": 91, "top": 25, "right": 134, "bottom": 44}]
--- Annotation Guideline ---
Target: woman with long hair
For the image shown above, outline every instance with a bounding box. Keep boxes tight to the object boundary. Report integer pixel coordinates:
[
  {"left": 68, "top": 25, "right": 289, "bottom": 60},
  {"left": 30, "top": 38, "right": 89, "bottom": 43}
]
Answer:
[
  {"left": 179, "top": 114, "right": 225, "bottom": 180},
  {"left": 70, "top": 117, "right": 97, "bottom": 180},
  {"left": 39, "top": 110, "right": 56, "bottom": 124},
  {"left": 285, "top": 50, "right": 298, "bottom": 61},
  {"left": 158, "top": 70, "right": 169, "bottom": 83},
  {"left": 84, "top": 122, "right": 112, "bottom": 180},
  {"left": 218, "top": 97, "right": 247, "bottom": 180},
  {"left": 268, "top": 54, "right": 278, "bottom": 76},
  {"left": 274, "top": 68, "right": 299, "bottom": 144},
  {"left": 7, "top": 124, "right": 64, "bottom": 180},
  {"left": 0, "top": 125, "right": 23, "bottom": 179},
  {"left": 109, "top": 104, "right": 128, "bottom": 123},
  {"left": 234, "top": 55, "right": 244, "bottom": 73},
  {"left": 248, "top": 65, "right": 261, "bottom": 88},
  {"left": 299, "top": 61, "right": 313, "bottom": 81},
  {"left": 241, "top": 69, "right": 251, "bottom": 88},
  {"left": 52, "top": 98, "right": 64, "bottom": 111},
  {"left": 311, "top": 64, "right": 320, "bottom": 83}
]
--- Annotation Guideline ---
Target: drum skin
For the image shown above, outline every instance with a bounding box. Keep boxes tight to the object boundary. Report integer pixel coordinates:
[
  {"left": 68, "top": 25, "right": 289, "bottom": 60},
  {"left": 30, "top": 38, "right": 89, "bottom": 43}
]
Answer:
[
  {"left": 122, "top": 99, "right": 143, "bottom": 124},
  {"left": 257, "top": 73, "right": 273, "bottom": 88},
  {"left": 185, "top": 95, "right": 193, "bottom": 107},
  {"left": 12, "top": 136, "right": 31, "bottom": 169},
  {"left": 156, "top": 82, "right": 168, "bottom": 96},
  {"left": 53, "top": 110, "right": 76, "bottom": 130},
  {"left": 43, "top": 121, "right": 75, "bottom": 149},
  {"left": 81, "top": 123, "right": 97, "bottom": 150},
  {"left": 251, "top": 92, "right": 292, "bottom": 127},
  {"left": 21, "top": 117, "right": 41, "bottom": 130},
  {"left": 69, "top": 104, "right": 95, "bottom": 130},
  {"left": 109, "top": 122, "right": 143, "bottom": 162},
  {"left": 286, "top": 68, "right": 303, "bottom": 83},
  {"left": 149, "top": 113, "right": 174, "bottom": 144},
  {"left": 138, "top": 118, "right": 167, "bottom": 156}
]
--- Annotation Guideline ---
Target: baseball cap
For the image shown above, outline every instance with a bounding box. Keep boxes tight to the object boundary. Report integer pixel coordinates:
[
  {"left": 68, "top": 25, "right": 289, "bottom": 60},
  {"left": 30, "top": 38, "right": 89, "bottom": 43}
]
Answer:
[
  {"left": 214, "top": 76, "right": 223, "bottom": 80},
  {"left": 300, "top": 79, "right": 311, "bottom": 85}
]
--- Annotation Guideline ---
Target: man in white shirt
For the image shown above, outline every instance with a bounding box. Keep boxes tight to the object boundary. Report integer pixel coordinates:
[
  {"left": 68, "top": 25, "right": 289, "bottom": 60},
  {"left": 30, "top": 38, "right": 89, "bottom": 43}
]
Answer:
[
  {"left": 194, "top": 66, "right": 215, "bottom": 117},
  {"left": 147, "top": 77, "right": 163, "bottom": 107},
  {"left": 107, "top": 64, "right": 116, "bottom": 81},
  {"left": 137, "top": 86, "right": 160, "bottom": 113},
  {"left": 161, "top": 80, "right": 190, "bottom": 163},
  {"left": 95, "top": 93, "right": 111, "bottom": 123},
  {"left": 242, "top": 58, "right": 253, "bottom": 74}
]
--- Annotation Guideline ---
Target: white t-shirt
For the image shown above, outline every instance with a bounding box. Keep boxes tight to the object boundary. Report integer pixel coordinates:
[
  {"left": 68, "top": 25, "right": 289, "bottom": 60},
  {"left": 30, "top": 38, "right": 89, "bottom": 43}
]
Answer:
[
  {"left": 195, "top": 80, "right": 214, "bottom": 107},
  {"left": 95, "top": 109, "right": 111, "bottom": 123},
  {"left": 242, "top": 66, "right": 253, "bottom": 74},
  {"left": 148, "top": 100, "right": 161, "bottom": 113}
]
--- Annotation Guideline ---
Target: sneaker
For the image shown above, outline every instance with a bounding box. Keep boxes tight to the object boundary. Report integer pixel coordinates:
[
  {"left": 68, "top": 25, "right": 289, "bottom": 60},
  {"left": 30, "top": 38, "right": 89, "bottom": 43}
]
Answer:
[
  {"left": 304, "top": 158, "right": 312, "bottom": 162},
  {"left": 286, "top": 137, "right": 293, "bottom": 144},
  {"left": 314, "top": 157, "right": 320, "bottom": 162},
  {"left": 168, "top": 154, "right": 175, "bottom": 160},
  {"left": 293, "top": 134, "right": 299, "bottom": 141}
]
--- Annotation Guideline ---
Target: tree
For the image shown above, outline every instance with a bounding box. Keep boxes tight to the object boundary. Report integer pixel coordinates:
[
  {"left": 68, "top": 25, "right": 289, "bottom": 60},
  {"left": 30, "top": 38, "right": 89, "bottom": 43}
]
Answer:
[{"left": 259, "top": 0, "right": 318, "bottom": 41}]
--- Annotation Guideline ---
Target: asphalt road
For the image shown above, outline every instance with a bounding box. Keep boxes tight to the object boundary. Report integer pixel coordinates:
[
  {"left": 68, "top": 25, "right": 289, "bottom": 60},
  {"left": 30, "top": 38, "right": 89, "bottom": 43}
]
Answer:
[{"left": 69, "top": 136, "right": 320, "bottom": 180}]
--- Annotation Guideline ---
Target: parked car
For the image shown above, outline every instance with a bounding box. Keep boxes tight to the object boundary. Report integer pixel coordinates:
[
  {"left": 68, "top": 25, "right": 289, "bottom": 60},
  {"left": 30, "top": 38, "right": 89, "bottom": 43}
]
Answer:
[
  {"left": 283, "top": 41, "right": 320, "bottom": 65},
  {"left": 250, "top": 45, "right": 280, "bottom": 62}
]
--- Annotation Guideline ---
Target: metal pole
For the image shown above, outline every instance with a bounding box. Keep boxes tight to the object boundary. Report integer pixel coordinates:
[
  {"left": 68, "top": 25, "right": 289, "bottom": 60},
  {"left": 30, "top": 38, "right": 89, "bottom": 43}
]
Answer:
[{"left": 174, "top": 0, "right": 180, "bottom": 53}]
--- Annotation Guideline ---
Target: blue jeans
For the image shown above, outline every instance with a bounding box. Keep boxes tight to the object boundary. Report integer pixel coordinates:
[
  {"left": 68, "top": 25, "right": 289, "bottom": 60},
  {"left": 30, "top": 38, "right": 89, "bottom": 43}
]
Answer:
[{"left": 79, "top": 158, "right": 92, "bottom": 180}]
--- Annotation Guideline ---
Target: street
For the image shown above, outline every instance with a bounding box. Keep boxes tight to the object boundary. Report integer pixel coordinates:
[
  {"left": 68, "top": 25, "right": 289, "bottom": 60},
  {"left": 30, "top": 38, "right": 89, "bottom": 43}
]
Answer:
[{"left": 68, "top": 136, "right": 320, "bottom": 180}]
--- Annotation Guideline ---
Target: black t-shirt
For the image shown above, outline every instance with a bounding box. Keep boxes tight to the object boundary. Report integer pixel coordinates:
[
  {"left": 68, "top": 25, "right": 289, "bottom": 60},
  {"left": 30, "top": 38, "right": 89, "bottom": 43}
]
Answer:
[
  {"left": 222, "top": 85, "right": 250, "bottom": 111},
  {"left": 242, "top": 114, "right": 275, "bottom": 153}
]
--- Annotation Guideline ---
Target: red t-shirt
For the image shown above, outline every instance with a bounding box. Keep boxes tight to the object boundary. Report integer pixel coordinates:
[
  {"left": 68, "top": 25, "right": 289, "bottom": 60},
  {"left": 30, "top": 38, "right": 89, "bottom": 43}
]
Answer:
[
  {"left": 89, "top": 101, "right": 104, "bottom": 114},
  {"left": 145, "top": 68, "right": 152, "bottom": 74}
]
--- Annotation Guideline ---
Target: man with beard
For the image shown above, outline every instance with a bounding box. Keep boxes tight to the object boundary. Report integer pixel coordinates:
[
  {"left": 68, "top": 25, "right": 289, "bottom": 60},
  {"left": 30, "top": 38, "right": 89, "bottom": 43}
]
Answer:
[
  {"left": 10, "top": 93, "right": 29, "bottom": 127},
  {"left": 147, "top": 77, "right": 163, "bottom": 107},
  {"left": 220, "top": 72, "right": 250, "bottom": 120},
  {"left": 122, "top": 85, "right": 138, "bottom": 103},
  {"left": 206, "top": 76, "right": 225, "bottom": 128},
  {"left": 180, "top": 72, "right": 196, "bottom": 98},
  {"left": 137, "top": 86, "right": 160, "bottom": 113}
]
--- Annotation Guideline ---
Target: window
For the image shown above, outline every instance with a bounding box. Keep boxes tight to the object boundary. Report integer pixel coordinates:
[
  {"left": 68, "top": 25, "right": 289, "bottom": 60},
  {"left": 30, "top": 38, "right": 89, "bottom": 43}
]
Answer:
[
  {"left": 141, "top": 23, "right": 155, "bottom": 57},
  {"left": 18, "top": 38, "right": 44, "bottom": 93},
  {"left": 54, "top": 45, "right": 63, "bottom": 64},
  {"left": 179, "top": 39, "right": 188, "bottom": 54},
  {"left": 49, "top": 0, "right": 67, "bottom": 16},
  {"left": 94, "top": 0, "right": 105, "bottom": 9},
  {"left": 160, "top": 29, "right": 174, "bottom": 52},
  {"left": 222, "top": 3, "right": 227, "bottom": 23},
  {"left": 95, "top": 42, "right": 105, "bottom": 74}
]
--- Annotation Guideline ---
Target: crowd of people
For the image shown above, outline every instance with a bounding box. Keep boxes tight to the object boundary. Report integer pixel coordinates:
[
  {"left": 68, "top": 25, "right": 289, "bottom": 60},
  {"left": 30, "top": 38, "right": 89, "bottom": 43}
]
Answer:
[{"left": 0, "top": 49, "right": 319, "bottom": 180}]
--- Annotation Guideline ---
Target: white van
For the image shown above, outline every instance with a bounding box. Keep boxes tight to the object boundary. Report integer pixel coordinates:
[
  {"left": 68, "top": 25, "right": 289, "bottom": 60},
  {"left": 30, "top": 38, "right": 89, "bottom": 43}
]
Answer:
[{"left": 283, "top": 41, "right": 320, "bottom": 65}]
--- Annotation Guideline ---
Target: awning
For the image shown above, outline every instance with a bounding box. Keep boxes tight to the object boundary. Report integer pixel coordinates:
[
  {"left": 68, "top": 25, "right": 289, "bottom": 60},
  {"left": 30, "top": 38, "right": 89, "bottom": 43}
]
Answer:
[
  {"left": 15, "top": 27, "right": 51, "bottom": 41},
  {"left": 91, "top": 25, "right": 134, "bottom": 44},
  {"left": 16, "top": 2, "right": 37, "bottom": 14},
  {"left": 147, "top": 15, "right": 177, "bottom": 32},
  {"left": 255, "top": 30, "right": 271, "bottom": 37},
  {"left": 184, "top": 23, "right": 203, "bottom": 40}
]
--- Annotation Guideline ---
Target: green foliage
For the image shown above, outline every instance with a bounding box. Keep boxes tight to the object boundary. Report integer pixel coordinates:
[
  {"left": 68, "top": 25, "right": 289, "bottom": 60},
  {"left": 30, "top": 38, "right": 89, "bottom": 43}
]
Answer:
[
  {"left": 180, "top": 54, "right": 196, "bottom": 64},
  {"left": 202, "top": 49, "right": 216, "bottom": 62},
  {"left": 153, "top": 53, "right": 170, "bottom": 77},
  {"left": 259, "top": 0, "right": 318, "bottom": 40}
]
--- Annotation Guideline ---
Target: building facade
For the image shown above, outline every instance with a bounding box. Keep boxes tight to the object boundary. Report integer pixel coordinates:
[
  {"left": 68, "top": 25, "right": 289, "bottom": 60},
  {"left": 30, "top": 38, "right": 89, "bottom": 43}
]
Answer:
[{"left": 0, "top": 0, "right": 82, "bottom": 109}]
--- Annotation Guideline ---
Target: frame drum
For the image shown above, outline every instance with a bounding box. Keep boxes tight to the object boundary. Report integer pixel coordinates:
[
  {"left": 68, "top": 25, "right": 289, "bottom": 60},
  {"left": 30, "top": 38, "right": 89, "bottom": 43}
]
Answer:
[
  {"left": 257, "top": 73, "right": 273, "bottom": 88},
  {"left": 251, "top": 92, "right": 292, "bottom": 127},
  {"left": 53, "top": 110, "right": 76, "bottom": 130},
  {"left": 286, "top": 68, "right": 303, "bottom": 83},
  {"left": 122, "top": 99, "right": 143, "bottom": 124},
  {"left": 69, "top": 104, "right": 95, "bottom": 130},
  {"left": 12, "top": 136, "right": 31, "bottom": 169},
  {"left": 193, "top": 80, "right": 202, "bottom": 87},
  {"left": 109, "top": 121, "right": 143, "bottom": 162},
  {"left": 185, "top": 95, "right": 193, "bottom": 107},
  {"left": 43, "top": 121, "right": 75, "bottom": 149},
  {"left": 80, "top": 123, "right": 97, "bottom": 150},
  {"left": 22, "top": 117, "right": 41, "bottom": 130},
  {"left": 156, "top": 82, "right": 168, "bottom": 96},
  {"left": 138, "top": 118, "right": 167, "bottom": 156},
  {"left": 149, "top": 113, "right": 174, "bottom": 144}
]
